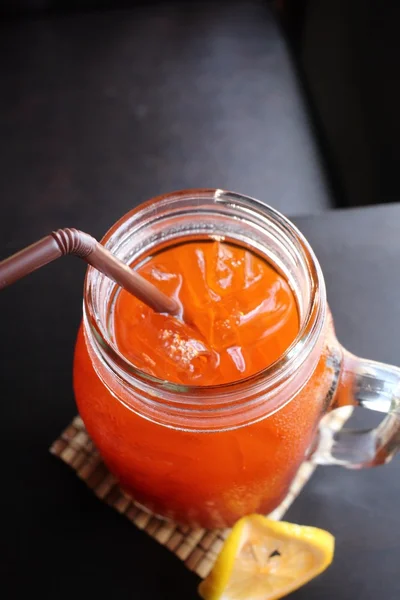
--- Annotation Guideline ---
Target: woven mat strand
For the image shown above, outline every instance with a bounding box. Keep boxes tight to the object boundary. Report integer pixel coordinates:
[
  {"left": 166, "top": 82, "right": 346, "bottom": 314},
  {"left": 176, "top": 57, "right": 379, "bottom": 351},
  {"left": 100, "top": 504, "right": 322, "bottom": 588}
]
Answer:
[{"left": 50, "top": 409, "right": 351, "bottom": 579}]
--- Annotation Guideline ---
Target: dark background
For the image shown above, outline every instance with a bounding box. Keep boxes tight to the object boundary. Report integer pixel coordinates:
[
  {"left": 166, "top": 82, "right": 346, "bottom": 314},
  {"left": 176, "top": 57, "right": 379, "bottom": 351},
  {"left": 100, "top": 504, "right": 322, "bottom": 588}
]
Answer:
[
  {"left": 2, "top": 0, "right": 400, "bottom": 212},
  {"left": 1, "top": 2, "right": 400, "bottom": 599}
]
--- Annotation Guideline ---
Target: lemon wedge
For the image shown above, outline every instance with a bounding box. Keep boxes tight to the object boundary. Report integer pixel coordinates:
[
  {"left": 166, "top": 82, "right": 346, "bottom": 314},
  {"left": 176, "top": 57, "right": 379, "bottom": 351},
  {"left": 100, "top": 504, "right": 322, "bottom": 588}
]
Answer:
[{"left": 198, "top": 515, "right": 334, "bottom": 600}]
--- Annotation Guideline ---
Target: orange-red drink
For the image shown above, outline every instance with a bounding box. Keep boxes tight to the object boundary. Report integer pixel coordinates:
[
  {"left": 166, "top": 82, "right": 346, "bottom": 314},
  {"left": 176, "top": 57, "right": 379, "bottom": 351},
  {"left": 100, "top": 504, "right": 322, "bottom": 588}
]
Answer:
[
  {"left": 73, "top": 190, "right": 344, "bottom": 528},
  {"left": 113, "top": 241, "right": 300, "bottom": 386}
]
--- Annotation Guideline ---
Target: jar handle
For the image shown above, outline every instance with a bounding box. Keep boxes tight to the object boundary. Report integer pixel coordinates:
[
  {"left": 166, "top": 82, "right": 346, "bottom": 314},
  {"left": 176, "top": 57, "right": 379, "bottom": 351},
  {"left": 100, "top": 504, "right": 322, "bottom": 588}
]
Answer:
[{"left": 311, "top": 352, "right": 400, "bottom": 468}]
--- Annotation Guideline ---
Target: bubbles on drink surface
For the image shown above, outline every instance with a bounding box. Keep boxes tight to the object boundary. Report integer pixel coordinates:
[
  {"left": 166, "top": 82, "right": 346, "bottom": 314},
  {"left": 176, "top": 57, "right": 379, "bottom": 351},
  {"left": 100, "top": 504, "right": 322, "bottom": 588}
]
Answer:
[{"left": 114, "top": 241, "right": 299, "bottom": 385}]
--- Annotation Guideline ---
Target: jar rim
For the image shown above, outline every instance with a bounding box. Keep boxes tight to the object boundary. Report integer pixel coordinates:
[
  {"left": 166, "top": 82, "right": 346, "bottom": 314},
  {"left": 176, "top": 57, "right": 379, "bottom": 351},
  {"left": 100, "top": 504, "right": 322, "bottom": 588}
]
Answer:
[{"left": 83, "top": 189, "right": 326, "bottom": 401}]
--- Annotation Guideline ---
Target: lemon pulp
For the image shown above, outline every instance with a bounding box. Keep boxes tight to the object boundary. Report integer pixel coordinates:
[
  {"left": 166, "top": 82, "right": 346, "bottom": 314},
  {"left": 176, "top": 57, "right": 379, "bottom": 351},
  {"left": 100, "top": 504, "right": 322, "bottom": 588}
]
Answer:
[{"left": 198, "top": 515, "right": 334, "bottom": 600}]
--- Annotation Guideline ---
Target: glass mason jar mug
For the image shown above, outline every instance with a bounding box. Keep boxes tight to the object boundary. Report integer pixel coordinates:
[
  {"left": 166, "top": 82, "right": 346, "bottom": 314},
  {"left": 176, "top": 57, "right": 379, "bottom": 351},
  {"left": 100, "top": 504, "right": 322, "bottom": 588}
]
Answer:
[{"left": 74, "top": 190, "right": 400, "bottom": 529}]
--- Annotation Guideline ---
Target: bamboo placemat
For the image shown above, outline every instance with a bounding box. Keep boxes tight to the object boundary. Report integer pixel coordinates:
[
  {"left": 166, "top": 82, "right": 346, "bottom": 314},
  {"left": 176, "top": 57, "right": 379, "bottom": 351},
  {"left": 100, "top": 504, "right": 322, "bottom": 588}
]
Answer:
[{"left": 50, "top": 408, "right": 351, "bottom": 579}]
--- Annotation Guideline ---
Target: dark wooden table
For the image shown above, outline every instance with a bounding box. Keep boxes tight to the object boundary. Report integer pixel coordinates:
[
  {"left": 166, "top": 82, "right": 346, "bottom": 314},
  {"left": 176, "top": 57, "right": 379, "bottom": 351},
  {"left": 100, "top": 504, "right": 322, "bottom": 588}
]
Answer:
[{"left": 1, "top": 203, "right": 400, "bottom": 599}]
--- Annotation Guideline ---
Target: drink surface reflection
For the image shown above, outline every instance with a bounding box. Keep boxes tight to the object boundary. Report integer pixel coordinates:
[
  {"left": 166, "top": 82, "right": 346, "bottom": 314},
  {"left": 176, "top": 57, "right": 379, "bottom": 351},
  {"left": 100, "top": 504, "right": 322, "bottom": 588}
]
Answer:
[{"left": 114, "top": 240, "right": 299, "bottom": 385}]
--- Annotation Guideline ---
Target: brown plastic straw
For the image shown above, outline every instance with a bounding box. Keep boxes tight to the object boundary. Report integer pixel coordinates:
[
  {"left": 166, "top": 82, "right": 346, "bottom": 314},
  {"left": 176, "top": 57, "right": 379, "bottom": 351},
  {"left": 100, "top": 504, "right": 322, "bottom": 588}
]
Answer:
[{"left": 0, "top": 228, "right": 179, "bottom": 315}]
